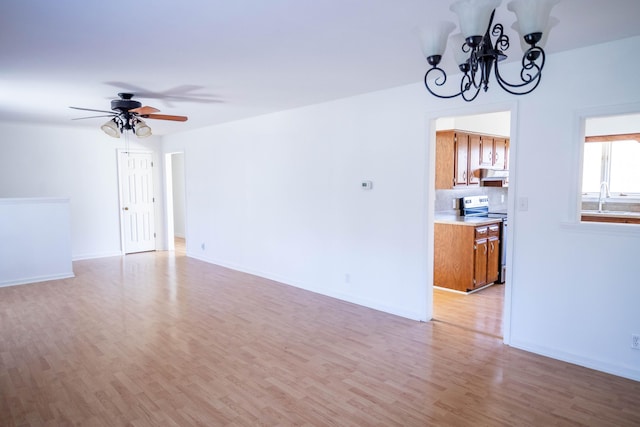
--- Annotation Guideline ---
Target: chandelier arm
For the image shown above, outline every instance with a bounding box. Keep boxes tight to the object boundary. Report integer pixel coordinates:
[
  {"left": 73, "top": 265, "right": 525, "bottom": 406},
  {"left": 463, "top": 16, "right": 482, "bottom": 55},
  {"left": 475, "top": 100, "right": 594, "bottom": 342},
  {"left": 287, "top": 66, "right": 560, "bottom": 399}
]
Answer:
[
  {"left": 423, "top": 67, "right": 467, "bottom": 99},
  {"left": 491, "top": 23, "right": 509, "bottom": 52},
  {"left": 460, "top": 73, "right": 482, "bottom": 102},
  {"left": 493, "top": 47, "right": 545, "bottom": 95}
]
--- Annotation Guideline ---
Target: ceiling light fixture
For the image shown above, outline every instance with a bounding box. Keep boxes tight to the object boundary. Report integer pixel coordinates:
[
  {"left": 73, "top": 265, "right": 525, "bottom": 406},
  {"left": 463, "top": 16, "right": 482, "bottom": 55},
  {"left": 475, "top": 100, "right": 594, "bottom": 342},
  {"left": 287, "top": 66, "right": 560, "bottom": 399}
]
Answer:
[
  {"left": 419, "top": 0, "right": 560, "bottom": 102},
  {"left": 100, "top": 118, "right": 121, "bottom": 138},
  {"left": 100, "top": 114, "right": 153, "bottom": 139},
  {"left": 133, "top": 118, "right": 152, "bottom": 138}
]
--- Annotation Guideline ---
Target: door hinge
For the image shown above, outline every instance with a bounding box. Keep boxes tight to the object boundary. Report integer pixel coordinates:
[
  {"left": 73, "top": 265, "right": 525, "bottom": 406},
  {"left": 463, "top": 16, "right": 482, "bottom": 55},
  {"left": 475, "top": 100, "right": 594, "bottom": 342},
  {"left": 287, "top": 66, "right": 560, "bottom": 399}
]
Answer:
[
  {"left": 154, "top": 232, "right": 156, "bottom": 238},
  {"left": 151, "top": 161, "right": 154, "bottom": 167},
  {"left": 153, "top": 197, "right": 155, "bottom": 202}
]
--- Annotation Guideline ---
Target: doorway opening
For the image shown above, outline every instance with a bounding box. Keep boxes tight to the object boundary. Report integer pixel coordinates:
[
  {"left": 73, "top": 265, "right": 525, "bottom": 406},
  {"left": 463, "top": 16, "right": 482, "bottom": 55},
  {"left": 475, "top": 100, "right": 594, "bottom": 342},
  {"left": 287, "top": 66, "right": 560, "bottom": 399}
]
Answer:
[
  {"left": 430, "top": 110, "right": 512, "bottom": 339},
  {"left": 164, "top": 152, "right": 186, "bottom": 253}
]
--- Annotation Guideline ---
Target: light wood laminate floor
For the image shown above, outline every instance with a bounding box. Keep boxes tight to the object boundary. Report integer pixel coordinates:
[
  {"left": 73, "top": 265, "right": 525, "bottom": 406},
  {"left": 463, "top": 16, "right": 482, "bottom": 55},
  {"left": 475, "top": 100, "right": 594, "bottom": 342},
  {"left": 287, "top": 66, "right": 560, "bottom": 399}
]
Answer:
[
  {"left": 1, "top": 249, "right": 639, "bottom": 426},
  {"left": 433, "top": 284, "right": 504, "bottom": 338}
]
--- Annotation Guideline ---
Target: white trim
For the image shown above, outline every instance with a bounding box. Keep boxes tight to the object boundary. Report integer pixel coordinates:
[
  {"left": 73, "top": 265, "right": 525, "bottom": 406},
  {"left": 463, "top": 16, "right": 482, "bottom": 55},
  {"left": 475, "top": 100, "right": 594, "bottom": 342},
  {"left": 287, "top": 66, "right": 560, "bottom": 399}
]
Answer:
[
  {"left": 511, "top": 339, "right": 640, "bottom": 382},
  {"left": 72, "top": 251, "right": 123, "bottom": 261},
  {"left": 570, "top": 102, "right": 640, "bottom": 223},
  {"left": 0, "top": 197, "right": 70, "bottom": 205},
  {"left": 424, "top": 100, "right": 519, "bottom": 345},
  {"left": 164, "top": 153, "right": 175, "bottom": 251},
  {"left": 0, "top": 272, "right": 75, "bottom": 288},
  {"left": 560, "top": 221, "right": 640, "bottom": 236},
  {"left": 187, "top": 252, "right": 425, "bottom": 321}
]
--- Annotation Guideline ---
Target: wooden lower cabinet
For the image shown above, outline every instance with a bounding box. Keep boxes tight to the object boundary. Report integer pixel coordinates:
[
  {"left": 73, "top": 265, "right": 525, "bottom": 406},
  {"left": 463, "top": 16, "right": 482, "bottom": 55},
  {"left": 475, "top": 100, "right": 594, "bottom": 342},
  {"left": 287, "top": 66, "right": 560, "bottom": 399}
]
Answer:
[{"left": 434, "top": 221, "right": 501, "bottom": 292}]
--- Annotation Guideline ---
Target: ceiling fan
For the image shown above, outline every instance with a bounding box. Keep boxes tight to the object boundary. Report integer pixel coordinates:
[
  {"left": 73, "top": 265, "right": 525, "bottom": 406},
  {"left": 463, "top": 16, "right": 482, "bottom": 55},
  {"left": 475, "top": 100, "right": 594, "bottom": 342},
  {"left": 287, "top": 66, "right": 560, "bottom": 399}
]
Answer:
[{"left": 70, "top": 93, "right": 188, "bottom": 138}]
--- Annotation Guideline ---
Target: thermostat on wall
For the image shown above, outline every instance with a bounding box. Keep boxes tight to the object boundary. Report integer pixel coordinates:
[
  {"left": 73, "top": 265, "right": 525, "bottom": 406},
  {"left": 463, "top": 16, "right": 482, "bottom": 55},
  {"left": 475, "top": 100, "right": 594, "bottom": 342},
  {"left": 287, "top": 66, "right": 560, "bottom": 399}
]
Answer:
[{"left": 361, "top": 180, "right": 373, "bottom": 190}]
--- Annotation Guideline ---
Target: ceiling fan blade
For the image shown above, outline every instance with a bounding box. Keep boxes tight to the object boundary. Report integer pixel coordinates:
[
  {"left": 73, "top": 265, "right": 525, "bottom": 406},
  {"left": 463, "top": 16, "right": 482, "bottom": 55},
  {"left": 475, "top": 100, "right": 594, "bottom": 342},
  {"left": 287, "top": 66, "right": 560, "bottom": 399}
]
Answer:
[
  {"left": 72, "top": 114, "right": 116, "bottom": 120},
  {"left": 142, "top": 114, "right": 188, "bottom": 122},
  {"left": 70, "top": 106, "right": 114, "bottom": 114},
  {"left": 130, "top": 106, "right": 160, "bottom": 114}
]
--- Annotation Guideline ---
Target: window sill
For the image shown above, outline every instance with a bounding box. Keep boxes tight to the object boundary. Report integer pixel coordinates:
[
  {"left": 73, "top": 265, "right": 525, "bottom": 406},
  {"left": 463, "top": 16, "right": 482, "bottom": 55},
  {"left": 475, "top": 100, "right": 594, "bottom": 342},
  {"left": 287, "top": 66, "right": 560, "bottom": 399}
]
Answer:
[{"left": 581, "top": 212, "right": 640, "bottom": 224}]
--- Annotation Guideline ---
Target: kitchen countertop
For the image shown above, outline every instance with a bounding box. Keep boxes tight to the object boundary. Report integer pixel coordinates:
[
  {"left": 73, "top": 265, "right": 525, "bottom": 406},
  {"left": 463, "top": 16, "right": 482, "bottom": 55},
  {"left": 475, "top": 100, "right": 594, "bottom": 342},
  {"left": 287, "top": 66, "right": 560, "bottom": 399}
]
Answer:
[{"left": 434, "top": 212, "right": 503, "bottom": 226}]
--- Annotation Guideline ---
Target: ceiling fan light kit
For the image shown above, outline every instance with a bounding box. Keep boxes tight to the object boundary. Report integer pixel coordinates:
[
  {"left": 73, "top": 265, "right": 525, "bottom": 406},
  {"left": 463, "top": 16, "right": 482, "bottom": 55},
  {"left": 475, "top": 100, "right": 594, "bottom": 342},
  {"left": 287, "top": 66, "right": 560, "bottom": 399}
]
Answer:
[
  {"left": 71, "top": 92, "right": 187, "bottom": 137},
  {"left": 133, "top": 119, "right": 152, "bottom": 138},
  {"left": 419, "top": 0, "right": 560, "bottom": 101},
  {"left": 100, "top": 119, "right": 121, "bottom": 138}
]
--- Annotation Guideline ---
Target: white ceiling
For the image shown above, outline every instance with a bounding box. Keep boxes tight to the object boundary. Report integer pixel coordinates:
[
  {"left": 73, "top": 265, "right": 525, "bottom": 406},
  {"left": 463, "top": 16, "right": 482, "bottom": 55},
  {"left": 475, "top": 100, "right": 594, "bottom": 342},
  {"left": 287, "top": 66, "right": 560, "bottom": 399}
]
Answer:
[{"left": 1, "top": 0, "right": 639, "bottom": 135}]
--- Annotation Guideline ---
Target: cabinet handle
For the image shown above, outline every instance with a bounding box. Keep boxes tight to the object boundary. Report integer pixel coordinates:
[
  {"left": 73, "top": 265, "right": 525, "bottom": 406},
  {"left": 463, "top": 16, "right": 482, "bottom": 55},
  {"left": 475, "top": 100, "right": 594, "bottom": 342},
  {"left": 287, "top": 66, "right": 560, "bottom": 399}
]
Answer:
[
  {"left": 463, "top": 170, "right": 466, "bottom": 182},
  {"left": 490, "top": 242, "right": 494, "bottom": 252},
  {"left": 484, "top": 244, "right": 487, "bottom": 254}
]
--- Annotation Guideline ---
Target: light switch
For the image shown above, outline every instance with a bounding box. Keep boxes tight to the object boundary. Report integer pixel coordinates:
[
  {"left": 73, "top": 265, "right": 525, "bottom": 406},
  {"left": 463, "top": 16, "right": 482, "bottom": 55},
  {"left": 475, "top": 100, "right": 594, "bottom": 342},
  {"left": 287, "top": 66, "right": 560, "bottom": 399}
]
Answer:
[{"left": 361, "top": 181, "right": 373, "bottom": 190}]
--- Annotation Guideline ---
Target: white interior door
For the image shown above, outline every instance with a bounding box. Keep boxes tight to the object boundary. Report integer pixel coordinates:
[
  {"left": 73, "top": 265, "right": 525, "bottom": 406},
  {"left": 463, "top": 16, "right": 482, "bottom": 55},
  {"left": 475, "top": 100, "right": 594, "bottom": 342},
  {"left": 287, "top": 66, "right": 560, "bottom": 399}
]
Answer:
[{"left": 119, "top": 151, "right": 156, "bottom": 254}]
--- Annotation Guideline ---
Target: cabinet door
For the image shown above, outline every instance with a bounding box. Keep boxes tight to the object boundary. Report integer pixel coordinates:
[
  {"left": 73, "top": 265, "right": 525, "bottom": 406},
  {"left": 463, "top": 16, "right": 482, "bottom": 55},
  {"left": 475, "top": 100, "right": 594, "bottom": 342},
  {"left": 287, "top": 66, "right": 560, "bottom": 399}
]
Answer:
[
  {"left": 454, "top": 133, "right": 469, "bottom": 186},
  {"left": 468, "top": 133, "right": 481, "bottom": 185},
  {"left": 435, "top": 131, "right": 455, "bottom": 189},
  {"left": 493, "top": 138, "right": 508, "bottom": 170},
  {"left": 474, "top": 238, "right": 488, "bottom": 289},
  {"left": 487, "top": 236, "right": 500, "bottom": 284},
  {"left": 480, "top": 136, "right": 494, "bottom": 167}
]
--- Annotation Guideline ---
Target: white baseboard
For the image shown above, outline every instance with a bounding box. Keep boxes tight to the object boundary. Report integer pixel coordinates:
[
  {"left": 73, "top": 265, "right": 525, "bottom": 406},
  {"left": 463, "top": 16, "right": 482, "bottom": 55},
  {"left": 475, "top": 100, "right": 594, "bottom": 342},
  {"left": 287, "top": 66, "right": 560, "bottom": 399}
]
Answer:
[
  {"left": 510, "top": 339, "right": 640, "bottom": 382},
  {"left": 185, "top": 252, "right": 424, "bottom": 321},
  {"left": 0, "top": 272, "right": 75, "bottom": 288},
  {"left": 72, "top": 251, "right": 122, "bottom": 261}
]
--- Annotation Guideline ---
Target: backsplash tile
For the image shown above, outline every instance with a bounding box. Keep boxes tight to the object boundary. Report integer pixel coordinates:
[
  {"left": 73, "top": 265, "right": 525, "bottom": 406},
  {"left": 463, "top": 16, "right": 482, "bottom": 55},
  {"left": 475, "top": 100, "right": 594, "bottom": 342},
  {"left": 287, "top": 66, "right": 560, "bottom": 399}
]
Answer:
[{"left": 435, "top": 187, "right": 508, "bottom": 213}]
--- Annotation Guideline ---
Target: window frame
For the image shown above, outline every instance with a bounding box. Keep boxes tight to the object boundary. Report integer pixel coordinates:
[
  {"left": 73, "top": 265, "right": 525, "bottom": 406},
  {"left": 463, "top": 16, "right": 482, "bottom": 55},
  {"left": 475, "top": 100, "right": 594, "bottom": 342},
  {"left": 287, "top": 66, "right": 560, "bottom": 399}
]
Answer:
[{"left": 570, "top": 104, "right": 640, "bottom": 225}]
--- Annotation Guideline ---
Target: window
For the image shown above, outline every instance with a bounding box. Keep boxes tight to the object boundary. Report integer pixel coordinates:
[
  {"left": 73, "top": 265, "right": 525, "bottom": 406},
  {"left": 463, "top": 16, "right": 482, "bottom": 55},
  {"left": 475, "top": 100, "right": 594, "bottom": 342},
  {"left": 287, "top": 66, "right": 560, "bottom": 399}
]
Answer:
[
  {"left": 582, "top": 113, "right": 640, "bottom": 198},
  {"left": 582, "top": 139, "right": 640, "bottom": 196}
]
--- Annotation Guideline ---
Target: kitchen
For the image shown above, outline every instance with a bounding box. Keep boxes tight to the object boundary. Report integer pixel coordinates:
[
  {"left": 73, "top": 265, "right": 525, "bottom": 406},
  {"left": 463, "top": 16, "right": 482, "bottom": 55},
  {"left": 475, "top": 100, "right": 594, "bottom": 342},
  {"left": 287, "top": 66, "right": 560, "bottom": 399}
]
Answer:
[{"left": 432, "top": 111, "right": 511, "bottom": 337}]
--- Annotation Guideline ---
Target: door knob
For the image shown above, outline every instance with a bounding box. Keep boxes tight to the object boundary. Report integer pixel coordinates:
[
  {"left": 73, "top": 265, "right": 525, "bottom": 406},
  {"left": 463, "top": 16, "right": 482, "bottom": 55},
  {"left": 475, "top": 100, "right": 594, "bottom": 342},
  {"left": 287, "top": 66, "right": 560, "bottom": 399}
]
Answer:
[{"left": 123, "top": 207, "right": 129, "bottom": 211}]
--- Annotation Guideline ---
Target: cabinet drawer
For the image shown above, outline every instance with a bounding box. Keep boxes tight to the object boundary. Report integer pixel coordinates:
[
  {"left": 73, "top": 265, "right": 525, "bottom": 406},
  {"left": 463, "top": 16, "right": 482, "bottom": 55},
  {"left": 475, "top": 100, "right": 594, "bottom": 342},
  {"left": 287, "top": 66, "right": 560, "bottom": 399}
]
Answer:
[
  {"left": 475, "top": 226, "right": 488, "bottom": 238},
  {"left": 488, "top": 224, "right": 500, "bottom": 238}
]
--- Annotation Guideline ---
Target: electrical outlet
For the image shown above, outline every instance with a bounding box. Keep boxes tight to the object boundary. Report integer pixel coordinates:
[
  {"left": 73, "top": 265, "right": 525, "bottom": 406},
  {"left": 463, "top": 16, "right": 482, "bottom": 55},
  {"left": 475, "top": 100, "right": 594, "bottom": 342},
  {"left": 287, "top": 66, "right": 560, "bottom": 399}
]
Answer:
[
  {"left": 201, "top": 242, "right": 206, "bottom": 251},
  {"left": 632, "top": 334, "right": 640, "bottom": 350},
  {"left": 518, "top": 197, "right": 529, "bottom": 212},
  {"left": 345, "top": 273, "right": 351, "bottom": 284}
]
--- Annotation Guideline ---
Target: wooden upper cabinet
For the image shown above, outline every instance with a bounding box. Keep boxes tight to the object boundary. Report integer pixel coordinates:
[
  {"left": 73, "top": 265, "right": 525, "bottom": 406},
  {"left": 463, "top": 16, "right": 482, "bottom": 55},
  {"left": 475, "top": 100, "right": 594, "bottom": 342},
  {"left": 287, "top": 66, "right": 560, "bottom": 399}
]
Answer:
[
  {"left": 454, "top": 133, "right": 469, "bottom": 187},
  {"left": 435, "top": 130, "right": 508, "bottom": 189},
  {"left": 435, "top": 131, "right": 455, "bottom": 190},
  {"left": 480, "top": 136, "right": 494, "bottom": 167},
  {"left": 480, "top": 136, "right": 509, "bottom": 169},
  {"left": 493, "top": 138, "right": 508, "bottom": 170},
  {"left": 468, "top": 133, "right": 481, "bottom": 185}
]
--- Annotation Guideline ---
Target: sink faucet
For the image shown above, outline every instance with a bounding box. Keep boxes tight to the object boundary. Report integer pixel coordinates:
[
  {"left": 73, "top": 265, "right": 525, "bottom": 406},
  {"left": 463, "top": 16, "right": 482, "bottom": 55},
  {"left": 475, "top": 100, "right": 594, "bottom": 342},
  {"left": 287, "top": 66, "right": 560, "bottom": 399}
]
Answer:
[{"left": 598, "top": 181, "right": 610, "bottom": 212}]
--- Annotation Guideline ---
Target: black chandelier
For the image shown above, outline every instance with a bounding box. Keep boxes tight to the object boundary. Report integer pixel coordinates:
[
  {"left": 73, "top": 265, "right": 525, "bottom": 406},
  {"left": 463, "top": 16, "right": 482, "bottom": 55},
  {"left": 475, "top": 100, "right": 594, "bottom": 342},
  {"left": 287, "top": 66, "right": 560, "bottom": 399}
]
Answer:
[{"left": 419, "top": 0, "right": 560, "bottom": 102}]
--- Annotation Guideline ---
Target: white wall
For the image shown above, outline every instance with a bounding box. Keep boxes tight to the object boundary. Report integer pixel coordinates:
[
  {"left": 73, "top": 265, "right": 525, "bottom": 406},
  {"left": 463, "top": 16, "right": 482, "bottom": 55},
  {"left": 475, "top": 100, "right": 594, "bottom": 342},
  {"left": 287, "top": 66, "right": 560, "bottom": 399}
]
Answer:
[
  {"left": 165, "top": 83, "right": 429, "bottom": 318},
  {"left": 0, "top": 123, "right": 162, "bottom": 259},
  {"left": 0, "top": 198, "right": 74, "bottom": 286},
  {"left": 163, "top": 36, "right": 640, "bottom": 381}
]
